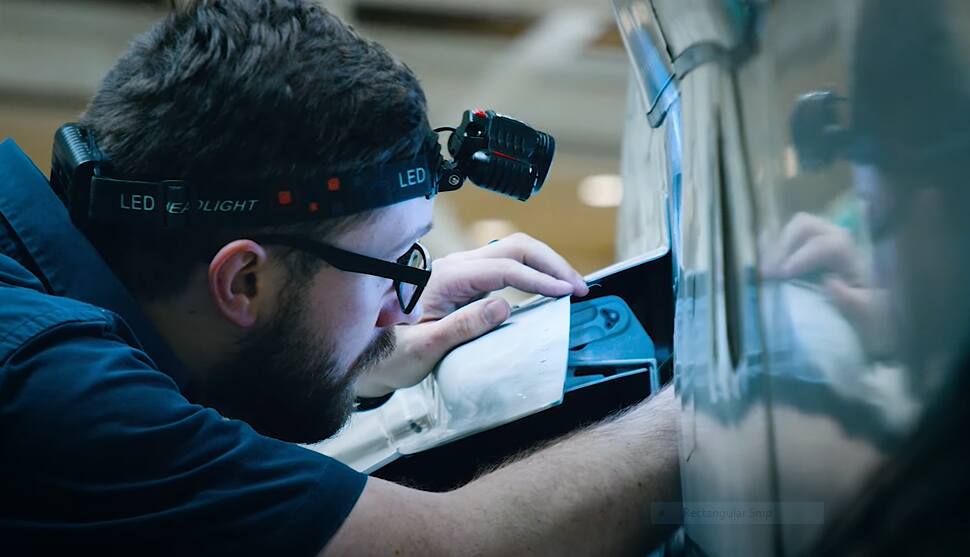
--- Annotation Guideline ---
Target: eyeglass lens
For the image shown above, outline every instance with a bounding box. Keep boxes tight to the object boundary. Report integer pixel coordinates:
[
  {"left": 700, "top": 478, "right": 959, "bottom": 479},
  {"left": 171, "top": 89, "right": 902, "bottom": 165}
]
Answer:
[{"left": 396, "top": 244, "right": 428, "bottom": 310}]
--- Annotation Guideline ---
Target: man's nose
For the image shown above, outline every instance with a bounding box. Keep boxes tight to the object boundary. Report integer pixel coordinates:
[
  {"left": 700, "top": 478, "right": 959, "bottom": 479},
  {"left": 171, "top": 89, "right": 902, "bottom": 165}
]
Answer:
[{"left": 375, "top": 296, "right": 422, "bottom": 328}]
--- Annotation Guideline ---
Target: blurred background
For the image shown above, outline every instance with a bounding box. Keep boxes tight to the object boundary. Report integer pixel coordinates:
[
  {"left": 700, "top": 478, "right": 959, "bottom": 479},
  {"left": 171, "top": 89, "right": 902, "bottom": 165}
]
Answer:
[{"left": 0, "top": 0, "right": 631, "bottom": 274}]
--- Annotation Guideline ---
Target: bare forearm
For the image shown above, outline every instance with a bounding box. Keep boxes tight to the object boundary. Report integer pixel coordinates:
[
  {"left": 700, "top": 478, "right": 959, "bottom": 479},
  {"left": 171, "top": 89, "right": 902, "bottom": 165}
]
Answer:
[
  {"left": 325, "top": 386, "right": 681, "bottom": 556},
  {"left": 449, "top": 385, "right": 681, "bottom": 556}
]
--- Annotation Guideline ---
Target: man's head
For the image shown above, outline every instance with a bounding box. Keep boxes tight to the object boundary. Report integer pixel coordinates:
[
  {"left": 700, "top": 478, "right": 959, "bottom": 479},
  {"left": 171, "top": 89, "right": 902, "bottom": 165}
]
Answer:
[
  {"left": 196, "top": 197, "right": 433, "bottom": 443},
  {"left": 79, "top": 0, "right": 435, "bottom": 442}
]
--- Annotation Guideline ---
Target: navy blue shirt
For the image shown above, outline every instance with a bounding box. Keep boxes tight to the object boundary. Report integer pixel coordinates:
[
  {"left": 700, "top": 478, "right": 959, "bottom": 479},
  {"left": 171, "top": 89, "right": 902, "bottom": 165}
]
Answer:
[{"left": 0, "top": 139, "right": 366, "bottom": 555}]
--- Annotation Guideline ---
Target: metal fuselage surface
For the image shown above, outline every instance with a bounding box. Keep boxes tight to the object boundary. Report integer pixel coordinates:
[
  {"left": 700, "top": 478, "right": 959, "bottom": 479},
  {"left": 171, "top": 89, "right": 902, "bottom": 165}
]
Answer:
[{"left": 615, "top": 0, "right": 968, "bottom": 554}]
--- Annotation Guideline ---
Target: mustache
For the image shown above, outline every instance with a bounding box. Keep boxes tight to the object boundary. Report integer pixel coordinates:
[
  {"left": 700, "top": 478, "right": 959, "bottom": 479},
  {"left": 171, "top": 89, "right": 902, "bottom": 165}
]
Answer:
[{"left": 351, "top": 328, "right": 397, "bottom": 374}]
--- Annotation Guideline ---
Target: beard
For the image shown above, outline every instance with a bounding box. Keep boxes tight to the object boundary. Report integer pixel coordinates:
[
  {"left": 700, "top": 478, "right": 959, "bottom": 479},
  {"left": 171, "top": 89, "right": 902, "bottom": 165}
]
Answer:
[{"left": 201, "top": 287, "right": 397, "bottom": 444}]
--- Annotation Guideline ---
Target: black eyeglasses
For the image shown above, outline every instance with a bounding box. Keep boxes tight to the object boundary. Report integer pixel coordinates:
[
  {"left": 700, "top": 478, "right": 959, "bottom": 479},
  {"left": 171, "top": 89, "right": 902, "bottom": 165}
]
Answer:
[{"left": 249, "top": 234, "right": 431, "bottom": 314}]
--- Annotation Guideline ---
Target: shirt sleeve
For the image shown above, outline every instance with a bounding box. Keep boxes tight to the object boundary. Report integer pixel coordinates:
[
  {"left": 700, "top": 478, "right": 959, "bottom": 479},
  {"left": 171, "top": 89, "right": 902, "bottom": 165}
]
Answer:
[{"left": 0, "top": 315, "right": 366, "bottom": 556}]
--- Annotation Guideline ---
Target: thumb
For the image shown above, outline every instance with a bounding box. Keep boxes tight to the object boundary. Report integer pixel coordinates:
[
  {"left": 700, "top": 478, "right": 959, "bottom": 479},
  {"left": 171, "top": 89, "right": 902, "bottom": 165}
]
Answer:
[
  {"left": 824, "top": 275, "right": 874, "bottom": 325},
  {"left": 424, "top": 297, "right": 511, "bottom": 359},
  {"left": 824, "top": 276, "right": 895, "bottom": 359}
]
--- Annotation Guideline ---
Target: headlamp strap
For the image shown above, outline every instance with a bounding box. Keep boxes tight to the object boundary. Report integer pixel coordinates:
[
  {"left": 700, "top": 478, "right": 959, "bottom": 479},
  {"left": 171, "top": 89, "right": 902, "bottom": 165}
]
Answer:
[{"left": 84, "top": 152, "right": 438, "bottom": 229}]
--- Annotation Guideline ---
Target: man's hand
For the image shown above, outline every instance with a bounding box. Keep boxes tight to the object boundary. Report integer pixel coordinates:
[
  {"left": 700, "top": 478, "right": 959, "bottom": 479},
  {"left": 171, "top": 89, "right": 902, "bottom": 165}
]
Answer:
[
  {"left": 762, "top": 212, "right": 894, "bottom": 359},
  {"left": 355, "top": 233, "right": 590, "bottom": 398},
  {"left": 761, "top": 212, "right": 867, "bottom": 285}
]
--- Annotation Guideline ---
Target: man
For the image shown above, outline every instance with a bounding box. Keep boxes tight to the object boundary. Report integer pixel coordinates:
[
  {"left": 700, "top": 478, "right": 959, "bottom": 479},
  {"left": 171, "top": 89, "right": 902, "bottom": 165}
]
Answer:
[{"left": 0, "top": 1, "right": 680, "bottom": 555}]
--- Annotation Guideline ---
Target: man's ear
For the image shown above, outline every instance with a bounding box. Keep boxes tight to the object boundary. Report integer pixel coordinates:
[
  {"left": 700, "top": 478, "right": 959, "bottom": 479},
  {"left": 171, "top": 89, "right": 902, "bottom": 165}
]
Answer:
[{"left": 207, "top": 240, "right": 270, "bottom": 329}]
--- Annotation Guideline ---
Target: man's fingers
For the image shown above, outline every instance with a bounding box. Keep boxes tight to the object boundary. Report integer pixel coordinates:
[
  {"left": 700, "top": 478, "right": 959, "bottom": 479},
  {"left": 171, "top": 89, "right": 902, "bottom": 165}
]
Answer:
[
  {"left": 779, "top": 231, "right": 860, "bottom": 282},
  {"left": 449, "top": 234, "right": 588, "bottom": 295},
  {"left": 456, "top": 258, "right": 578, "bottom": 297},
  {"left": 424, "top": 298, "right": 511, "bottom": 358},
  {"left": 779, "top": 212, "right": 839, "bottom": 259}
]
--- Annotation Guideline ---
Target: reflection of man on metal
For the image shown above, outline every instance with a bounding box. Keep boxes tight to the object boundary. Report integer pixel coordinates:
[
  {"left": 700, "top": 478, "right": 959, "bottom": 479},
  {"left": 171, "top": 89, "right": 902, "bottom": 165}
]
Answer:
[
  {"left": 0, "top": 1, "right": 681, "bottom": 554},
  {"left": 780, "top": 0, "right": 970, "bottom": 553}
]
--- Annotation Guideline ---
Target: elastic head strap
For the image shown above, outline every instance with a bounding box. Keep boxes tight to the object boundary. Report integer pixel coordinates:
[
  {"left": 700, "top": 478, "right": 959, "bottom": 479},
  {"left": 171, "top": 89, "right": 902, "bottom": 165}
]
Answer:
[{"left": 85, "top": 151, "right": 439, "bottom": 229}]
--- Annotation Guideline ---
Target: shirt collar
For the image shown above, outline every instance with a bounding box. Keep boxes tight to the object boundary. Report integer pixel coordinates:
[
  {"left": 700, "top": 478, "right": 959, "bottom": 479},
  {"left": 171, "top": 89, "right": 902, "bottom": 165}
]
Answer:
[{"left": 0, "top": 138, "right": 190, "bottom": 390}]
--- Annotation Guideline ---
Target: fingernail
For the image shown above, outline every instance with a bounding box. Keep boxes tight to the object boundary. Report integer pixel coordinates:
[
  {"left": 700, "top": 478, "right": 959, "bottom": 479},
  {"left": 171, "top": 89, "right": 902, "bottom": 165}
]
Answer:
[
  {"left": 575, "top": 278, "right": 589, "bottom": 295},
  {"left": 485, "top": 299, "right": 509, "bottom": 325}
]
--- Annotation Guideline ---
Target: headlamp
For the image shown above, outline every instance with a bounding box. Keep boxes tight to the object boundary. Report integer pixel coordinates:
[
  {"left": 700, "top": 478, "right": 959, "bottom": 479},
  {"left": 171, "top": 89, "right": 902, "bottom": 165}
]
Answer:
[
  {"left": 50, "top": 109, "right": 555, "bottom": 229},
  {"left": 790, "top": 90, "right": 970, "bottom": 173},
  {"left": 437, "top": 109, "right": 555, "bottom": 200}
]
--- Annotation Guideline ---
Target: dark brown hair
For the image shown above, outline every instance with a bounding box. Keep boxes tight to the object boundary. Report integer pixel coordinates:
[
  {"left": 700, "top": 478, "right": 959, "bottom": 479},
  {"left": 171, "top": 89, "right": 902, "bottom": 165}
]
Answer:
[{"left": 81, "top": 0, "right": 432, "bottom": 300}]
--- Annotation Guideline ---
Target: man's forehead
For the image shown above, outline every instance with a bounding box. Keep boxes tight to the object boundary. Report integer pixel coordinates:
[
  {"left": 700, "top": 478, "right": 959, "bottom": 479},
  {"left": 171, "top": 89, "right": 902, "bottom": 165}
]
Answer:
[
  {"left": 375, "top": 197, "right": 433, "bottom": 233},
  {"left": 335, "top": 197, "right": 434, "bottom": 246}
]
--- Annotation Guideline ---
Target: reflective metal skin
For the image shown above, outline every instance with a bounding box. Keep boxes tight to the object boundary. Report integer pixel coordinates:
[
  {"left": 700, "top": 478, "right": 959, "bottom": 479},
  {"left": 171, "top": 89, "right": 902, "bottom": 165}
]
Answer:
[{"left": 615, "top": 0, "right": 970, "bottom": 554}]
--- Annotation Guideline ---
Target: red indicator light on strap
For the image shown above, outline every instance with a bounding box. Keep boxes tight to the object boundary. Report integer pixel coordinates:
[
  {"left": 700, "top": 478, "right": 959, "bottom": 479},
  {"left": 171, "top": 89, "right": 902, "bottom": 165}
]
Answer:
[
  {"left": 327, "top": 177, "right": 341, "bottom": 191},
  {"left": 308, "top": 201, "right": 320, "bottom": 213},
  {"left": 277, "top": 190, "right": 293, "bottom": 206},
  {"left": 473, "top": 108, "right": 486, "bottom": 118}
]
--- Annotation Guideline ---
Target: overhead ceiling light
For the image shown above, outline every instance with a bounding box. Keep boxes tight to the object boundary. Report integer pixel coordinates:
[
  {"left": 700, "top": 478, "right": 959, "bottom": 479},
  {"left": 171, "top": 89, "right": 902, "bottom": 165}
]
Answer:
[
  {"left": 578, "top": 174, "right": 623, "bottom": 207},
  {"left": 469, "top": 219, "right": 519, "bottom": 245}
]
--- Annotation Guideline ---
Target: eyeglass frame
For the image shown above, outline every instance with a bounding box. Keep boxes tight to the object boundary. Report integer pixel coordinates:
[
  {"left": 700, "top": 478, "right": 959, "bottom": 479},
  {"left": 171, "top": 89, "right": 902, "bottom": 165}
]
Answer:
[{"left": 248, "top": 234, "right": 431, "bottom": 314}]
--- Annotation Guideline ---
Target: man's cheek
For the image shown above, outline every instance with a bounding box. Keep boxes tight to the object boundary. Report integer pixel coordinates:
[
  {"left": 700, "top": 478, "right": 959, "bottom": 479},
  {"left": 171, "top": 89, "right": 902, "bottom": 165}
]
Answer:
[{"left": 409, "top": 302, "right": 424, "bottom": 322}]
